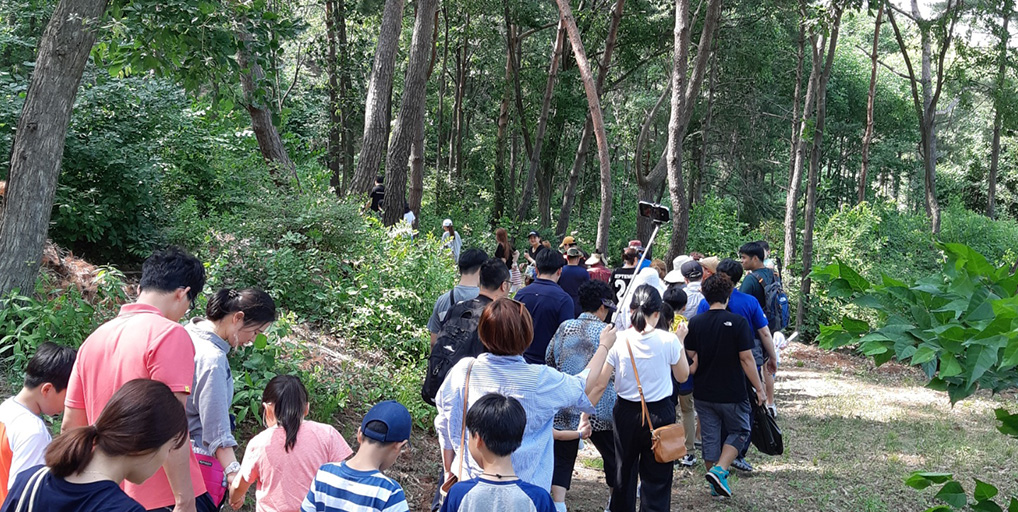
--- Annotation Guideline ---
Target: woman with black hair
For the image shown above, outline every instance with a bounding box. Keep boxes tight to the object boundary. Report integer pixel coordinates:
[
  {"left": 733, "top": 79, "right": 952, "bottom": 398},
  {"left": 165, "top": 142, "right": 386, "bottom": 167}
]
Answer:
[
  {"left": 229, "top": 375, "right": 351, "bottom": 511},
  {"left": 587, "top": 284, "right": 689, "bottom": 512},
  {"left": 1, "top": 379, "right": 188, "bottom": 512},
  {"left": 185, "top": 288, "right": 276, "bottom": 506}
]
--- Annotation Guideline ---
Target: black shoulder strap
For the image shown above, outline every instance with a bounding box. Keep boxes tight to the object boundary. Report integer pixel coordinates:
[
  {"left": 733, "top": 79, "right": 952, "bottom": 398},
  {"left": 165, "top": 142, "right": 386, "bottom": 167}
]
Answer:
[{"left": 449, "top": 286, "right": 457, "bottom": 305}]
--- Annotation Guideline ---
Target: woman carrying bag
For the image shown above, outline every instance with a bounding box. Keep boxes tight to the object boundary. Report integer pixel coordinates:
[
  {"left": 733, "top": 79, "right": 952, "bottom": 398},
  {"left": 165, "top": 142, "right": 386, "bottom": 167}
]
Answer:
[{"left": 588, "top": 285, "right": 689, "bottom": 512}]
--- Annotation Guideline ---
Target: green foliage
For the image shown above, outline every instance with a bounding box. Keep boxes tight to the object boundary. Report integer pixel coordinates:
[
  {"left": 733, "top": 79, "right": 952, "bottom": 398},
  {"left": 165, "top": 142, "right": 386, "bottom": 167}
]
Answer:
[
  {"left": 686, "top": 197, "right": 757, "bottom": 257},
  {"left": 813, "top": 243, "right": 1018, "bottom": 403}
]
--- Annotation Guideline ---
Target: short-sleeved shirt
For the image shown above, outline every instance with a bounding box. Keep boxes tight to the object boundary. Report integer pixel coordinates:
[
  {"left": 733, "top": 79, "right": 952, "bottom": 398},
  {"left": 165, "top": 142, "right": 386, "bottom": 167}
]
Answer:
[
  {"left": 494, "top": 244, "right": 515, "bottom": 270},
  {"left": 684, "top": 309, "right": 755, "bottom": 403},
  {"left": 64, "top": 303, "right": 206, "bottom": 509},
  {"left": 440, "top": 479, "right": 555, "bottom": 512},
  {"left": 434, "top": 353, "right": 594, "bottom": 491},
  {"left": 587, "top": 265, "right": 611, "bottom": 284},
  {"left": 545, "top": 314, "right": 615, "bottom": 431},
  {"left": 301, "top": 462, "right": 408, "bottom": 512},
  {"left": 526, "top": 246, "right": 544, "bottom": 263},
  {"left": 0, "top": 398, "right": 50, "bottom": 499},
  {"left": 697, "top": 289, "right": 768, "bottom": 363},
  {"left": 740, "top": 268, "right": 776, "bottom": 311},
  {"left": 609, "top": 267, "right": 637, "bottom": 303},
  {"left": 682, "top": 281, "right": 705, "bottom": 320},
  {"left": 442, "top": 231, "right": 462, "bottom": 263},
  {"left": 606, "top": 328, "right": 682, "bottom": 402},
  {"left": 369, "top": 185, "right": 385, "bottom": 212},
  {"left": 557, "top": 265, "right": 590, "bottom": 318},
  {"left": 241, "top": 421, "right": 353, "bottom": 512},
  {"left": 427, "top": 285, "right": 480, "bottom": 333},
  {"left": 0, "top": 466, "right": 145, "bottom": 512},
  {"left": 515, "top": 279, "right": 575, "bottom": 365}
]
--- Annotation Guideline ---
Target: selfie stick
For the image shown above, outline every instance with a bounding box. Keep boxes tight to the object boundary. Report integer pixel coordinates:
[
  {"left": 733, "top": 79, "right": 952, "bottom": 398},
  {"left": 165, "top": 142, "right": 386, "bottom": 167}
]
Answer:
[{"left": 616, "top": 209, "right": 669, "bottom": 319}]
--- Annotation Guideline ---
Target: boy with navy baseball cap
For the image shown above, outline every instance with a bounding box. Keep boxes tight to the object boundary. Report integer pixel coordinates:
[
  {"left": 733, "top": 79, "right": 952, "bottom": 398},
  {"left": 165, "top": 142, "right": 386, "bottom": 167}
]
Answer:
[{"left": 301, "top": 401, "right": 413, "bottom": 512}]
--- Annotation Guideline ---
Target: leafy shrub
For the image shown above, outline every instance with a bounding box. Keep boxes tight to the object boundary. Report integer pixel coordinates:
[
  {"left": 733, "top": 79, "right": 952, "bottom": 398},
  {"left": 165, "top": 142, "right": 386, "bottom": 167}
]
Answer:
[{"left": 686, "top": 196, "right": 757, "bottom": 257}]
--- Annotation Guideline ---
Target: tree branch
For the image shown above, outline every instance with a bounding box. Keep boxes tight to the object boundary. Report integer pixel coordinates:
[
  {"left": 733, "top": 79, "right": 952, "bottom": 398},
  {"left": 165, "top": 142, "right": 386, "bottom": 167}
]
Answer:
[
  {"left": 929, "top": 0, "right": 961, "bottom": 117},
  {"left": 887, "top": 8, "right": 924, "bottom": 122},
  {"left": 278, "top": 43, "right": 304, "bottom": 111},
  {"left": 856, "top": 43, "right": 913, "bottom": 81},
  {"left": 519, "top": 22, "right": 556, "bottom": 41}
]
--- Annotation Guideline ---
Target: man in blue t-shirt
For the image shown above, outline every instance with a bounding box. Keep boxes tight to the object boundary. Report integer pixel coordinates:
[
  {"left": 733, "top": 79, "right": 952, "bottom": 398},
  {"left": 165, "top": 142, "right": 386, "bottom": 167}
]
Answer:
[
  {"left": 557, "top": 248, "right": 590, "bottom": 318},
  {"left": 516, "top": 249, "right": 574, "bottom": 365}
]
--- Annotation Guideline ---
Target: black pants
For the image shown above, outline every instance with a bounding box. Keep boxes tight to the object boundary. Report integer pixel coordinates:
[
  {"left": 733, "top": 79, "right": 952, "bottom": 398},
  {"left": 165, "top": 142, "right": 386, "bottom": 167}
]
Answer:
[
  {"left": 588, "top": 429, "right": 618, "bottom": 489},
  {"left": 611, "top": 397, "right": 675, "bottom": 512}
]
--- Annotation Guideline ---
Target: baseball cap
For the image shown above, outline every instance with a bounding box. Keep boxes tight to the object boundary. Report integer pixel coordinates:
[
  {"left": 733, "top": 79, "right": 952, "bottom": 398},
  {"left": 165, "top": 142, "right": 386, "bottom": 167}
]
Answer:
[
  {"left": 442, "top": 219, "right": 453, "bottom": 227},
  {"left": 628, "top": 240, "right": 643, "bottom": 252},
  {"left": 681, "top": 260, "right": 704, "bottom": 280},
  {"left": 560, "top": 236, "right": 576, "bottom": 247},
  {"left": 699, "top": 256, "right": 720, "bottom": 274},
  {"left": 528, "top": 231, "right": 540, "bottom": 238},
  {"left": 566, "top": 247, "right": 582, "bottom": 257},
  {"left": 361, "top": 400, "right": 412, "bottom": 444}
]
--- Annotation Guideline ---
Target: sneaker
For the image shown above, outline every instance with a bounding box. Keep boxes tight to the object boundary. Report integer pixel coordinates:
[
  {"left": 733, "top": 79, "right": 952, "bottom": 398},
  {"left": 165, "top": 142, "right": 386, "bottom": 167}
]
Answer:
[
  {"left": 766, "top": 404, "right": 777, "bottom": 418},
  {"left": 678, "top": 454, "right": 697, "bottom": 467},
  {"left": 707, "top": 482, "right": 719, "bottom": 497},
  {"left": 705, "top": 466, "right": 733, "bottom": 497},
  {"left": 730, "top": 457, "right": 754, "bottom": 472}
]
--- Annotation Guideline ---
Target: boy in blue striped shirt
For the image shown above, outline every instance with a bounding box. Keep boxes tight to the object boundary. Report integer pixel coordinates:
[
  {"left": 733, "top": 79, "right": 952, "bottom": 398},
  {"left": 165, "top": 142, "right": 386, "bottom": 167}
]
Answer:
[{"left": 301, "top": 401, "right": 411, "bottom": 512}]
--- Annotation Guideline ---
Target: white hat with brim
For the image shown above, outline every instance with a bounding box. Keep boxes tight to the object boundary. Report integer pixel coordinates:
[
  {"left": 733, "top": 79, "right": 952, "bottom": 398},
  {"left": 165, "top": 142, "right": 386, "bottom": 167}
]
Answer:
[{"left": 663, "top": 269, "right": 684, "bottom": 284}]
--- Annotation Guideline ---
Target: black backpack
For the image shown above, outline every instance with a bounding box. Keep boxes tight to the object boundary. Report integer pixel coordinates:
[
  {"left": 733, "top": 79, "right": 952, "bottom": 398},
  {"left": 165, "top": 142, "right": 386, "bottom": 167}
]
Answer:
[{"left": 421, "top": 297, "right": 489, "bottom": 406}]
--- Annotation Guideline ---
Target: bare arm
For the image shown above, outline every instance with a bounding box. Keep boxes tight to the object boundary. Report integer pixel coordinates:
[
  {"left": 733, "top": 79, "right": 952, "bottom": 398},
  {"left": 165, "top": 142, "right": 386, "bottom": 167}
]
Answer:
[
  {"left": 739, "top": 350, "right": 766, "bottom": 405},
  {"left": 671, "top": 352, "right": 690, "bottom": 384},
  {"left": 430, "top": 332, "right": 438, "bottom": 348},
  {"left": 167, "top": 392, "right": 197, "bottom": 512},
  {"left": 60, "top": 406, "right": 88, "bottom": 434},
  {"left": 215, "top": 446, "right": 239, "bottom": 493},
  {"left": 583, "top": 326, "right": 617, "bottom": 403},
  {"left": 228, "top": 469, "right": 253, "bottom": 510}
]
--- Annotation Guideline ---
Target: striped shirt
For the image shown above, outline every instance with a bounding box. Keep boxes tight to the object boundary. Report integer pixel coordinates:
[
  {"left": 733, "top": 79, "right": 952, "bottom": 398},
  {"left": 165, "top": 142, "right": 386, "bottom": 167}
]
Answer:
[
  {"left": 434, "top": 353, "right": 595, "bottom": 490},
  {"left": 300, "top": 462, "right": 408, "bottom": 512}
]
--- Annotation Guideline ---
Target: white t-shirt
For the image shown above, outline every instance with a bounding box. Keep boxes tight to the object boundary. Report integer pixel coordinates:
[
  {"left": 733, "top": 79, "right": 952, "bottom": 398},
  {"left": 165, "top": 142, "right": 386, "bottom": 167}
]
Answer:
[
  {"left": 0, "top": 397, "right": 51, "bottom": 491},
  {"left": 606, "top": 328, "right": 682, "bottom": 402}
]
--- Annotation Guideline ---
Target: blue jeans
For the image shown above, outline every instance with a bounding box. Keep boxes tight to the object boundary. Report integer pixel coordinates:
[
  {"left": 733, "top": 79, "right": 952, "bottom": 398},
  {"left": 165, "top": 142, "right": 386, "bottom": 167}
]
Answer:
[{"left": 694, "top": 399, "right": 751, "bottom": 463}]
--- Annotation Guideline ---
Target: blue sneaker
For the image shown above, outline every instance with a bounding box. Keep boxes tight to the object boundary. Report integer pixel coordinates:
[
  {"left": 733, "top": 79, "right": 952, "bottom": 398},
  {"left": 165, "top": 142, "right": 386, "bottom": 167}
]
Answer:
[{"left": 705, "top": 466, "right": 733, "bottom": 497}]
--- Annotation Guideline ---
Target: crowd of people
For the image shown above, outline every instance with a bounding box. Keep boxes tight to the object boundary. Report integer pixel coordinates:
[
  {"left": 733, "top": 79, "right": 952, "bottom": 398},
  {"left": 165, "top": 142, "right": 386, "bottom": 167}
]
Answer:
[
  {"left": 427, "top": 229, "right": 789, "bottom": 511},
  {"left": 0, "top": 223, "right": 788, "bottom": 512}
]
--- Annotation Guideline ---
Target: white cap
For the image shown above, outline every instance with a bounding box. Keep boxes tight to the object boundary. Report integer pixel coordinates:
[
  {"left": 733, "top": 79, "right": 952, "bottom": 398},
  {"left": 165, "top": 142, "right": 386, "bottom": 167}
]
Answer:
[
  {"left": 442, "top": 218, "right": 453, "bottom": 227},
  {"left": 672, "top": 254, "right": 692, "bottom": 270}
]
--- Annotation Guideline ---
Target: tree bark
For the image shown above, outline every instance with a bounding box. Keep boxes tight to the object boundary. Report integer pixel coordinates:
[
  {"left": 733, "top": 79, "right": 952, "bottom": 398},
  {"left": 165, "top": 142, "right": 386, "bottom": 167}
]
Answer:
[
  {"left": 553, "top": 0, "right": 616, "bottom": 253},
  {"left": 381, "top": 0, "right": 439, "bottom": 226},
  {"left": 0, "top": 0, "right": 108, "bottom": 299},
  {"left": 988, "top": 0, "right": 1012, "bottom": 219},
  {"left": 783, "top": 22, "right": 819, "bottom": 279},
  {"left": 350, "top": 0, "right": 406, "bottom": 195},
  {"left": 635, "top": 84, "right": 670, "bottom": 244},
  {"left": 516, "top": 22, "right": 566, "bottom": 223},
  {"left": 665, "top": 0, "right": 723, "bottom": 261},
  {"left": 434, "top": 6, "right": 449, "bottom": 212},
  {"left": 237, "top": 27, "right": 299, "bottom": 188},
  {"left": 859, "top": 2, "right": 882, "bottom": 204},
  {"left": 451, "top": 14, "right": 470, "bottom": 179},
  {"left": 409, "top": 9, "right": 440, "bottom": 223},
  {"left": 326, "top": 0, "right": 342, "bottom": 195},
  {"left": 796, "top": 6, "right": 842, "bottom": 332},
  {"left": 493, "top": 24, "right": 515, "bottom": 223},
  {"left": 555, "top": 0, "right": 626, "bottom": 239},
  {"left": 694, "top": 46, "right": 716, "bottom": 208}
]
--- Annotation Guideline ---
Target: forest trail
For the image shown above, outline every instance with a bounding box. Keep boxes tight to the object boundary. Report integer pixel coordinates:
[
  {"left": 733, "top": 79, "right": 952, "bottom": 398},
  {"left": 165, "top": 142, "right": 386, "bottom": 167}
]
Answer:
[{"left": 378, "top": 342, "right": 1017, "bottom": 512}]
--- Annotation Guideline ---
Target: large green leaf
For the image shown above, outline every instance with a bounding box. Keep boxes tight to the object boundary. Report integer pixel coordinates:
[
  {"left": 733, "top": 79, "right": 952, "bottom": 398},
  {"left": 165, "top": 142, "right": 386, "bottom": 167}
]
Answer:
[
  {"left": 934, "top": 481, "right": 968, "bottom": 508},
  {"left": 995, "top": 408, "right": 1018, "bottom": 438},
  {"left": 906, "top": 472, "right": 954, "bottom": 490},
  {"left": 974, "top": 479, "right": 999, "bottom": 502}
]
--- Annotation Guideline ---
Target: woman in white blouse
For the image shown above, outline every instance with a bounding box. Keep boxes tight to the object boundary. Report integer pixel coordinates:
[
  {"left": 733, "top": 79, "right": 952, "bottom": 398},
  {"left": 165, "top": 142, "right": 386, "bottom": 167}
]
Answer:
[{"left": 588, "top": 284, "right": 689, "bottom": 512}]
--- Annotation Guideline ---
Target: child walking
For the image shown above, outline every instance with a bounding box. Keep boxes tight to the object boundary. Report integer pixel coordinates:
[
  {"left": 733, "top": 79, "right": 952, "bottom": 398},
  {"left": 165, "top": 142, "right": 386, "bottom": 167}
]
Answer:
[
  {"left": 0, "top": 342, "right": 76, "bottom": 502},
  {"left": 301, "top": 400, "right": 412, "bottom": 512},
  {"left": 441, "top": 393, "right": 555, "bottom": 512},
  {"left": 230, "top": 376, "right": 352, "bottom": 512}
]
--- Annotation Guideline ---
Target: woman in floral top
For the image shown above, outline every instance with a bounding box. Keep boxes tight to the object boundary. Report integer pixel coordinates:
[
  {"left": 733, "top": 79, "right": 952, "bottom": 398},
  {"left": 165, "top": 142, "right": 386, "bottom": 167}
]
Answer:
[{"left": 545, "top": 280, "right": 618, "bottom": 509}]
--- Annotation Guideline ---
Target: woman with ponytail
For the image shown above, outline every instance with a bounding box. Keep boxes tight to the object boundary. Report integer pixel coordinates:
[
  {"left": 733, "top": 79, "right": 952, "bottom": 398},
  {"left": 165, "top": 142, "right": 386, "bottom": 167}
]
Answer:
[
  {"left": 0, "top": 379, "right": 187, "bottom": 512},
  {"left": 185, "top": 288, "right": 276, "bottom": 506},
  {"left": 229, "top": 375, "right": 351, "bottom": 512},
  {"left": 586, "top": 284, "right": 689, "bottom": 512}
]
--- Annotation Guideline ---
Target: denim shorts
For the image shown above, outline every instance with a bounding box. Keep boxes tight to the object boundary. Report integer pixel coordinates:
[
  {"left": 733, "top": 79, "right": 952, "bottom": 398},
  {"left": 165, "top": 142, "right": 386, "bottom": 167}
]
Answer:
[{"left": 694, "top": 399, "right": 751, "bottom": 463}]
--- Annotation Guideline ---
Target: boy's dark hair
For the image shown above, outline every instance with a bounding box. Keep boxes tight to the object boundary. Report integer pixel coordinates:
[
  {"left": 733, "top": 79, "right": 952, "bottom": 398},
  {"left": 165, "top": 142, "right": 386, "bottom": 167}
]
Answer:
[
  {"left": 139, "top": 247, "right": 205, "bottom": 305},
  {"left": 465, "top": 393, "right": 526, "bottom": 457},
  {"left": 717, "top": 258, "right": 744, "bottom": 285},
  {"left": 578, "top": 280, "right": 613, "bottom": 313},
  {"left": 24, "top": 342, "right": 77, "bottom": 391},
  {"left": 361, "top": 420, "right": 392, "bottom": 446},
  {"left": 663, "top": 285, "right": 688, "bottom": 312},
  {"left": 622, "top": 247, "right": 638, "bottom": 265},
  {"left": 754, "top": 240, "right": 770, "bottom": 252},
  {"left": 375, "top": 176, "right": 384, "bottom": 184},
  {"left": 535, "top": 247, "right": 565, "bottom": 275},
  {"left": 702, "top": 273, "right": 735, "bottom": 305},
  {"left": 479, "top": 258, "right": 511, "bottom": 290},
  {"left": 738, "top": 242, "right": 765, "bottom": 262},
  {"left": 458, "top": 249, "right": 489, "bottom": 274}
]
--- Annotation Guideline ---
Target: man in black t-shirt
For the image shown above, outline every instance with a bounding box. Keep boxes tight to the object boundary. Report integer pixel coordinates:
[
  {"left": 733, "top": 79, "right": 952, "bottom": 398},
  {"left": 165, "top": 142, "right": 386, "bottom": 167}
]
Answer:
[
  {"left": 684, "top": 273, "right": 765, "bottom": 498},
  {"left": 368, "top": 176, "right": 385, "bottom": 212},
  {"left": 609, "top": 247, "right": 640, "bottom": 303}
]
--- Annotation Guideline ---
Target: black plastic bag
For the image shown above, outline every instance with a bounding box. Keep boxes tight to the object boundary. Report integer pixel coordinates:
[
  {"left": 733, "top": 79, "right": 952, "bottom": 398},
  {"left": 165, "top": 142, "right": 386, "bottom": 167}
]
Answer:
[{"left": 750, "top": 400, "right": 784, "bottom": 455}]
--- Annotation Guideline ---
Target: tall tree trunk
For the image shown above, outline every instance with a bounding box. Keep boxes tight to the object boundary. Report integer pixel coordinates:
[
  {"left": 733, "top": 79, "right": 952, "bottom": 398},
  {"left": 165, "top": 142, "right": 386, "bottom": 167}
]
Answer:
[
  {"left": 988, "top": 0, "right": 1012, "bottom": 219},
  {"left": 694, "top": 47, "right": 716, "bottom": 208},
  {"left": 493, "top": 24, "right": 515, "bottom": 223},
  {"left": 555, "top": 0, "right": 626, "bottom": 239},
  {"left": 381, "top": 0, "right": 439, "bottom": 226},
  {"left": 326, "top": 0, "right": 343, "bottom": 195},
  {"left": 451, "top": 15, "right": 470, "bottom": 179},
  {"left": 237, "top": 28, "right": 299, "bottom": 188},
  {"left": 553, "top": 0, "right": 616, "bottom": 253},
  {"left": 665, "top": 0, "right": 723, "bottom": 261},
  {"left": 785, "top": 1, "right": 810, "bottom": 280},
  {"left": 339, "top": 0, "right": 354, "bottom": 192},
  {"left": 538, "top": 112, "right": 566, "bottom": 230},
  {"left": 409, "top": 9, "right": 439, "bottom": 223},
  {"left": 796, "top": 7, "right": 842, "bottom": 332},
  {"left": 350, "top": 0, "right": 406, "bottom": 195},
  {"left": 635, "top": 84, "right": 670, "bottom": 244},
  {"left": 434, "top": 6, "right": 449, "bottom": 212},
  {"left": 859, "top": 2, "right": 882, "bottom": 204},
  {"left": 0, "top": 0, "right": 108, "bottom": 299},
  {"left": 516, "top": 22, "right": 566, "bottom": 223}
]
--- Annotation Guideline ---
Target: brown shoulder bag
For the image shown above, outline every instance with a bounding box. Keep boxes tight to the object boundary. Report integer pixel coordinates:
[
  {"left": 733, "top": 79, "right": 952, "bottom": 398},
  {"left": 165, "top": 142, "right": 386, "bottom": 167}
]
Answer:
[{"left": 625, "top": 338, "right": 687, "bottom": 463}]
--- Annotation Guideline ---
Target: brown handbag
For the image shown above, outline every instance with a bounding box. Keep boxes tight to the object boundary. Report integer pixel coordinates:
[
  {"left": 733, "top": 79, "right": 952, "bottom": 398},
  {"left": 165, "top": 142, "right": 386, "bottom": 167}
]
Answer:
[
  {"left": 441, "top": 360, "right": 475, "bottom": 495},
  {"left": 625, "top": 339, "right": 687, "bottom": 463}
]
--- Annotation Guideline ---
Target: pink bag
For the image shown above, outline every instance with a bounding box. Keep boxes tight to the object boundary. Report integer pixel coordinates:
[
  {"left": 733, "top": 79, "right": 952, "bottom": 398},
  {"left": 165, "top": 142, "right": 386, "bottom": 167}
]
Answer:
[{"left": 194, "top": 452, "right": 227, "bottom": 506}]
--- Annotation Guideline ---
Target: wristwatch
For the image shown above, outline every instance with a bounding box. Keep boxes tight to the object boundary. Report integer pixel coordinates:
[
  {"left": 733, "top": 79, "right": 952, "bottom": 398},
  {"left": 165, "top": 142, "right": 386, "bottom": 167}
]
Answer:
[{"left": 225, "top": 461, "right": 241, "bottom": 476}]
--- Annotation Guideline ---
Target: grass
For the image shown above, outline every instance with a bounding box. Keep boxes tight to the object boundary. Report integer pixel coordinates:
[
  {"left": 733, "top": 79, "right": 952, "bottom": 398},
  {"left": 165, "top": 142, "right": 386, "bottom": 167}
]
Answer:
[{"left": 559, "top": 343, "right": 1018, "bottom": 512}]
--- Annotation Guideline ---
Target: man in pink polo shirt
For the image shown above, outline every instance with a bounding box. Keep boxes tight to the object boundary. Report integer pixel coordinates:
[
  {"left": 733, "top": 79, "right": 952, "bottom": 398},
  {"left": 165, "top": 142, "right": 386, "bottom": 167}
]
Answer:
[{"left": 62, "top": 247, "right": 214, "bottom": 512}]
